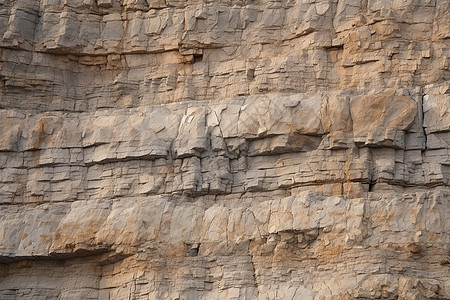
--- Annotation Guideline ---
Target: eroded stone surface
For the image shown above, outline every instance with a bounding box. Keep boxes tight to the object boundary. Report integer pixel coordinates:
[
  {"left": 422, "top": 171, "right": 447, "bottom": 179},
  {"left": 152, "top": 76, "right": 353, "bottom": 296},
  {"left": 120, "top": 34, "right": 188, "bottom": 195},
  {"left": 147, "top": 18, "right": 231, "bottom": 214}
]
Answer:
[{"left": 0, "top": 0, "right": 449, "bottom": 299}]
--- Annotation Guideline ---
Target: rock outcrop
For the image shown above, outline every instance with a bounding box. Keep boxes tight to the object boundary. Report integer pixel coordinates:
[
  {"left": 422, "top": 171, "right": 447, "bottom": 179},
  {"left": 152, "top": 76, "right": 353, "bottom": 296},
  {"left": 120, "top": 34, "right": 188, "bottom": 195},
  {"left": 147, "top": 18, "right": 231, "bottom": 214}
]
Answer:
[{"left": 0, "top": 0, "right": 449, "bottom": 299}]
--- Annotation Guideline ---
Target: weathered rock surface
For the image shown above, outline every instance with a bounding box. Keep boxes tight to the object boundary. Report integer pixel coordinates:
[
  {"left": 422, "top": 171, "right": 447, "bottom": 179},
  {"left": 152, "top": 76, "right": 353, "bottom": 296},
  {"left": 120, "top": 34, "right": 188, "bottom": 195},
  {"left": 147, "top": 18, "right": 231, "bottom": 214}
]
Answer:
[{"left": 0, "top": 0, "right": 449, "bottom": 299}]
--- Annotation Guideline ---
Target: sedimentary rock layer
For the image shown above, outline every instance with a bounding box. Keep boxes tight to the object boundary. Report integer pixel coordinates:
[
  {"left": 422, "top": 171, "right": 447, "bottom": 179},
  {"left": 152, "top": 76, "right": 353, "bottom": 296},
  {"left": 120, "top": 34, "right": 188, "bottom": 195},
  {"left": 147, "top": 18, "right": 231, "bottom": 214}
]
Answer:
[{"left": 0, "top": 0, "right": 449, "bottom": 299}]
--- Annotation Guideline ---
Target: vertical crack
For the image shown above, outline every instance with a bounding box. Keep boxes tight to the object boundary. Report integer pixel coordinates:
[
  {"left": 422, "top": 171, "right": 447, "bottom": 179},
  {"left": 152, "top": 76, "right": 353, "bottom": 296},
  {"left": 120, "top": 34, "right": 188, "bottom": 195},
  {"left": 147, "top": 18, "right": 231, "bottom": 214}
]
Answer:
[
  {"left": 420, "top": 89, "right": 428, "bottom": 150},
  {"left": 249, "top": 251, "right": 259, "bottom": 298}
]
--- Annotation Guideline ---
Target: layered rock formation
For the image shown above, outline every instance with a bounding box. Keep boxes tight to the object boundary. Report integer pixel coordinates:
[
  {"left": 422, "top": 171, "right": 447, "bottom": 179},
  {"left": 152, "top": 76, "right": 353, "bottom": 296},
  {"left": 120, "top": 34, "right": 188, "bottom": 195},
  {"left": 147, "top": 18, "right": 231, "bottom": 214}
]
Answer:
[{"left": 0, "top": 0, "right": 449, "bottom": 299}]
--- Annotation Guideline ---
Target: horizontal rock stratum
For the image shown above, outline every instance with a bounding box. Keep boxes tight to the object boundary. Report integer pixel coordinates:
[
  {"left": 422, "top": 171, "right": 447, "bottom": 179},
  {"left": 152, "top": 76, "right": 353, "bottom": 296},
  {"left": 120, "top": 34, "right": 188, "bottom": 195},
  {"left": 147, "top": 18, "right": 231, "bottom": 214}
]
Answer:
[{"left": 0, "top": 0, "right": 449, "bottom": 299}]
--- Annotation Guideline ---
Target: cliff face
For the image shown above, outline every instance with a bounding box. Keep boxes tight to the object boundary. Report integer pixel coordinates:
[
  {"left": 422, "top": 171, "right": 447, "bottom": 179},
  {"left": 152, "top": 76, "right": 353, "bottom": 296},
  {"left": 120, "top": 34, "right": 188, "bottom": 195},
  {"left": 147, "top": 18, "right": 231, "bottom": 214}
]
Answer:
[{"left": 0, "top": 0, "right": 449, "bottom": 299}]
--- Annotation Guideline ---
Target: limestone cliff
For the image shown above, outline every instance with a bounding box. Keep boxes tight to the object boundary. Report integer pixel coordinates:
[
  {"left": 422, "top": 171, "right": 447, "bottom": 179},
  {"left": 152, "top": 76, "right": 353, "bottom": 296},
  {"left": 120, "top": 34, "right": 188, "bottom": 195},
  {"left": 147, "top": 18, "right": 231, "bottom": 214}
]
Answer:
[{"left": 0, "top": 0, "right": 449, "bottom": 299}]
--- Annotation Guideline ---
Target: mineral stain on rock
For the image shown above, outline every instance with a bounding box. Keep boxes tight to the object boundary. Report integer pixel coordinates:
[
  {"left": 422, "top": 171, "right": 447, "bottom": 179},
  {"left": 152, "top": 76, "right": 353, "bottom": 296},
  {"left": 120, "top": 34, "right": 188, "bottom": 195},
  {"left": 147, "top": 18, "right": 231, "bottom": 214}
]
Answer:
[{"left": 0, "top": 0, "right": 449, "bottom": 299}]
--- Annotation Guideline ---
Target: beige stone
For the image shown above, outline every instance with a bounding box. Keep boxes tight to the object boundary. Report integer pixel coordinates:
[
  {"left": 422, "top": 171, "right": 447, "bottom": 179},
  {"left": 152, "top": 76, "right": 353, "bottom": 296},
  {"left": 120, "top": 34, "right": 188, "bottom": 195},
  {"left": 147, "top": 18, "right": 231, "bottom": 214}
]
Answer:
[{"left": 0, "top": 0, "right": 449, "bottom": 299}]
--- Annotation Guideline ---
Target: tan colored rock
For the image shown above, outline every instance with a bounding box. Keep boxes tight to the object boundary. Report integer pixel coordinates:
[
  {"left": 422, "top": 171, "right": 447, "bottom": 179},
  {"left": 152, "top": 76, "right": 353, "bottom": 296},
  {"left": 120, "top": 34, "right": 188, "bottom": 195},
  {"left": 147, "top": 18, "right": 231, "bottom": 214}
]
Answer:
[
  {"left": 1, "top": 0, "right": 450, "bottom": 299},
  {"left": 423, "top": 83, "right": 450, "bottom": 134},
  {"left": 350, "top": 89, "right": 417, "bottom": 148}
]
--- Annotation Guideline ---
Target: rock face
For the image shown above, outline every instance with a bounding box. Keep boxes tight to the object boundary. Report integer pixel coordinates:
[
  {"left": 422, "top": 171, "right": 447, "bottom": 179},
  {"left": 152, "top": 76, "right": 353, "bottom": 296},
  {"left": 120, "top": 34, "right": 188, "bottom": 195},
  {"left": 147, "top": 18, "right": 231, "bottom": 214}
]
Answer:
[{"left": 0, "top": 0, "right": 449, "bottom": 299}]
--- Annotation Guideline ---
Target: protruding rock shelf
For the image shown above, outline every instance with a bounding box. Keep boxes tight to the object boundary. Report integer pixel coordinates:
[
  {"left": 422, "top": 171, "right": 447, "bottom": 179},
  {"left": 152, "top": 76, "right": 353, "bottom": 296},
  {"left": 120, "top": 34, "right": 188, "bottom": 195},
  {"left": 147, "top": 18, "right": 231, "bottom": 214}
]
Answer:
[{"left": 0, "top": 0, "right": 449, "bottom": 299}]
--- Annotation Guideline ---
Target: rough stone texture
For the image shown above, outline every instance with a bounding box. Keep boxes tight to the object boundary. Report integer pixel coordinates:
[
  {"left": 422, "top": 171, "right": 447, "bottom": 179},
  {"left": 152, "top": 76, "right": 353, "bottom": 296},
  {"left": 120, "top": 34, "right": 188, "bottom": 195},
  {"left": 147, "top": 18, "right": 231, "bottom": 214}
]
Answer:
[{"left": 0, "top": 0, "right": 449, "bottom": 299}]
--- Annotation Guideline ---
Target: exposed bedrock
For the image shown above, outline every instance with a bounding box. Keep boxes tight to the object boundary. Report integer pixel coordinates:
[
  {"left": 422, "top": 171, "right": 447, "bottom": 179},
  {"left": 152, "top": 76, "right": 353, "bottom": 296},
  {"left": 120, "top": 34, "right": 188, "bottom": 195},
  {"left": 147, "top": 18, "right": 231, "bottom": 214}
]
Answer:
[{"left": 0, "top": 0, "right": 449, "bottom": 299}]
